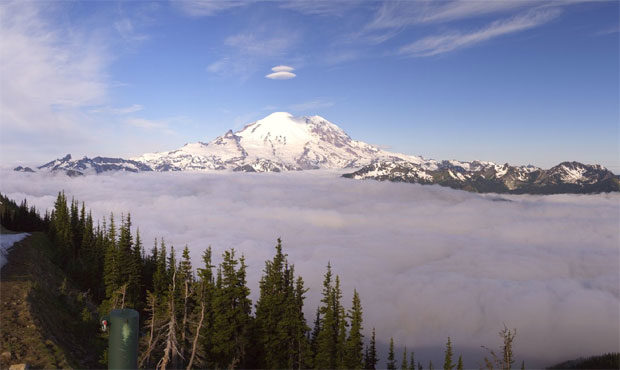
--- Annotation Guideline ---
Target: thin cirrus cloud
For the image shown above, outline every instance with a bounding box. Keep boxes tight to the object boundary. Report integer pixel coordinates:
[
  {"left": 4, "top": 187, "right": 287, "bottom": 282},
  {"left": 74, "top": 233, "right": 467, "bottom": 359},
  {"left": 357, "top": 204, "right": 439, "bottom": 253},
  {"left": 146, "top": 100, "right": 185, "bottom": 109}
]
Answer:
[
  {"left": 0, "top": 1, "right": 110, "bottom": 164},
  {"left": 90, "top": 104, "right": 144, "bottom": 115},
  {"left": 399, "top": 8, "right": 561, "bottom": 57},
  {"left": 265, "top": 65, "right": 296, "bottom": 80},
  {"left": 2, "top": 170, "right": 618, "bottom": 367},
  {"left": 173, "top": 0, "right": 249, "bottom": 17},
  {"left": 367, "top": 0, "right": 532, "bottom": 30}
]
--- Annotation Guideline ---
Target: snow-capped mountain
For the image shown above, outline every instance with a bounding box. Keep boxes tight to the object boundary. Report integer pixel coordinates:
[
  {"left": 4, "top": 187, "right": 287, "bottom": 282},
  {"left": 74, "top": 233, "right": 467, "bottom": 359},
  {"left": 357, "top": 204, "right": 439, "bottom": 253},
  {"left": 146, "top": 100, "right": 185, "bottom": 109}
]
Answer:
[
  {"left": 32, "top": 154, "right": 152, "bottom": 176},
  {"left": 133, "top": 112, "right": 420, "bottom": 172},
  {"left": 15, "top": 112, "right": 618, "bottom": 194},
  {"left": 343, "top": 160, "right": 620, "bottom": 194}
]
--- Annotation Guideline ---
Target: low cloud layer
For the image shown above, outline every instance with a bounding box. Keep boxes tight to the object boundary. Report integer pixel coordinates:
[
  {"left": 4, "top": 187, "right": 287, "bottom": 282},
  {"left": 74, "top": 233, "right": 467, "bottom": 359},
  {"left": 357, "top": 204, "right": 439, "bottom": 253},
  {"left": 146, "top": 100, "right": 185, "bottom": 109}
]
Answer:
[{"left": 2, "top": 170, "right": 618, "bottom": 366}]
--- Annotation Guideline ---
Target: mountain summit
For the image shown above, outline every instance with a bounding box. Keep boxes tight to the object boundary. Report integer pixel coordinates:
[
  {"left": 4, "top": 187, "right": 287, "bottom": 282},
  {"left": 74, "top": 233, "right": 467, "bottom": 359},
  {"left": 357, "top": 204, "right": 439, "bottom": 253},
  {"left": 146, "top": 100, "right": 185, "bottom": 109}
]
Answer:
[
  {"left": 14, "top": 112, "right": 618, "bottom": 194},
  {"left": 133, "top": 112, "right": 418, "bottom": 172}
]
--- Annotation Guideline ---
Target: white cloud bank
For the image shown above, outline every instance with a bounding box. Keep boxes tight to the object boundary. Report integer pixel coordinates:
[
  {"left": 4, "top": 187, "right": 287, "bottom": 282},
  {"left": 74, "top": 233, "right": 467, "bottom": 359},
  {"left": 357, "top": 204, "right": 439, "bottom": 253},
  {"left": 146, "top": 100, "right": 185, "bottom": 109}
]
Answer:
[{"left": 2, "top": 170, "right": 618, "bottom": 366}]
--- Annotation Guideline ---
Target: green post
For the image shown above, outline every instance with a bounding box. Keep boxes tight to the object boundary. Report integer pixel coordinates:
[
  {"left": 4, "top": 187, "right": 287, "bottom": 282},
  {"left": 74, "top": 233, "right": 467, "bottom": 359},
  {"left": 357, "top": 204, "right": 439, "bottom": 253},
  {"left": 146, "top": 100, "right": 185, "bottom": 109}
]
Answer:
[{"left": 103, "top": 309, "right": 139, "bottom": 369}]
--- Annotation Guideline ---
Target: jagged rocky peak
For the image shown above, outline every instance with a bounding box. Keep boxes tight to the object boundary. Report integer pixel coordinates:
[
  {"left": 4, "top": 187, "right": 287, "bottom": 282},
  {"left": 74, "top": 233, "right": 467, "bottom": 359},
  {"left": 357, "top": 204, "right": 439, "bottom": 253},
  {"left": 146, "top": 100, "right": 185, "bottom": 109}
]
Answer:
[
  {"left": 13, "top": 166, "right": 35, "bottom": 173},
  {"left": 344, "top": 159, "right": 619, "bottom": 194}
]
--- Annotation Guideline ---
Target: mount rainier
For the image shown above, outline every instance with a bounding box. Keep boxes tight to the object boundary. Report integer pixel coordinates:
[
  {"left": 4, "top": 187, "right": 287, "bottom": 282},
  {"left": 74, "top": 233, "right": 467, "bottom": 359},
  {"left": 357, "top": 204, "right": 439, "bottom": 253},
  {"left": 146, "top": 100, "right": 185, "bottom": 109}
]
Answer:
[{"left": 14, "top": 112, "right": 619, "bottom": 194}]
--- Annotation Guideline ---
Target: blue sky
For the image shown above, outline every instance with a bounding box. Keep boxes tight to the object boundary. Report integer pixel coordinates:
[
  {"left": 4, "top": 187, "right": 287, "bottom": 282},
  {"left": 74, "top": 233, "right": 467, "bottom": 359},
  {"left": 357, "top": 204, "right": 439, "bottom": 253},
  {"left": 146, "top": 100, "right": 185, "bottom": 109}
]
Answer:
[{"left": 1, "top": 0, "right": 618, "bottom": 170}]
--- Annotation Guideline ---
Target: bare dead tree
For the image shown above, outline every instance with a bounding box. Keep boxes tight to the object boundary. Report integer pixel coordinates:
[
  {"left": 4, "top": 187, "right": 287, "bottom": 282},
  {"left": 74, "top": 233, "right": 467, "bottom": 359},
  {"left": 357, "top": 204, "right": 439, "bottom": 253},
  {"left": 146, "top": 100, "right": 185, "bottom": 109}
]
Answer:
[
  {"left": 157, "top": 271, "right": 183, "bottom": 370},
  {"left": 139, "top": 291, "right": 163, "bottom": 368},
  {"left": 481, "top": 325, "right": 517, "bottom": 370},
  {"left": 119, "top": 283, "right": 128, "bottom": 309},
  {"left": 186, "top": 300, "right": 206, "bottom": 370},
  {"left": 180, "top": 275, "right": 192, "bottom": 360}
]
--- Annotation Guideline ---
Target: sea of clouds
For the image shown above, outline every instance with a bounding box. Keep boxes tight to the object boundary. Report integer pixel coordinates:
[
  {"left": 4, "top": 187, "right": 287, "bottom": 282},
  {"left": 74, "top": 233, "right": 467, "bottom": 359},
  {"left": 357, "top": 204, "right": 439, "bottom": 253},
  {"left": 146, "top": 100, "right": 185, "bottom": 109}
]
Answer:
[{"left": 2, "top": 169, "right": 618, "bottom": 367}]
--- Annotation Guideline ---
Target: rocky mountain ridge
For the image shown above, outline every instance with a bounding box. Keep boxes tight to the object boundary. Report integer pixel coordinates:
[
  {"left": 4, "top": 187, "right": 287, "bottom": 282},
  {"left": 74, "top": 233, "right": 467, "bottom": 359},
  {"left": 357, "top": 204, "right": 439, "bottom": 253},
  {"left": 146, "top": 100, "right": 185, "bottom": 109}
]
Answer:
[
  {"left": 13, "top": 112, "right": 618, "bottom": 194},
  {"left": 342, "top": 160, "right": 619, "bottom": 194}
]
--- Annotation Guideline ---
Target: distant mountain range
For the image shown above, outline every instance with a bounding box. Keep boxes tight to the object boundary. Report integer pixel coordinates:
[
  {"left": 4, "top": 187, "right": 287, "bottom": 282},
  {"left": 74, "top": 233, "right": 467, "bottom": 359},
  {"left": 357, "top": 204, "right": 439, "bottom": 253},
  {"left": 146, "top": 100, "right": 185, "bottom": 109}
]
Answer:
[
  {"left": 343, "top": 160, "right": 619, "bottom": 194},
  {"left": 14, "top": 112, "right": 619, "bottom": 194}
]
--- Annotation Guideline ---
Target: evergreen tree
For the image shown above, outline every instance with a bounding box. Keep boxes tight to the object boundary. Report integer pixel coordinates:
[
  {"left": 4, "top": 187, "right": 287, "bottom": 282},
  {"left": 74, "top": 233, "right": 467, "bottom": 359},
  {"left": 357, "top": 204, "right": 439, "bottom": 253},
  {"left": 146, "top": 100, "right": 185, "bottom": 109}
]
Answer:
[
  {"left": 103, "top": 213, "right": 119, "bottom": 300},
  {"left": 457, "top": 355, "right": 463, "bottom": 370},
  {"left": 291, "top": 275, "right": 311, "bottom": 369},
  {"left": 334, "top": 276, "right": 347, "bottom": 369},
  {"left": 211, "top": 249, "right": 252, "bottom": 369},
  {"left": 409, "top": 351, "right": 416, "bottom": 370},
  {"left": 387, "top": 337, "right": 396, "bottom": 370},
  {"left": 168, "top": 245, "right": 177, "bottom": 285},
  {"left": 255, "top": 239, "right": 289, "bottom": 368},
  {"left": 177, "top": 245, "right": 194, "bottom": 362},
  {"left": 344, "top": 289, "right": 364, "bottom": 369},
  {"left": 315, "top": 263, "right": 337, "bottom": 369},
  {"left": 153, "top": 239, "right": 168, "bottom": 297},
  {"left": 443, "top": 337, "right": 454, "bottom": 370},
  {"left": 194, "top": 246, "right": 216, "bottom": 368},
  {"left": 128, "top": 228, "right": 143, "bottom": 309},
  {"left": 364, "top": 327, "right": 378, "bottom": 370},
  {"left": 401, "top": 347, "right": 408, "bottom": 370}
]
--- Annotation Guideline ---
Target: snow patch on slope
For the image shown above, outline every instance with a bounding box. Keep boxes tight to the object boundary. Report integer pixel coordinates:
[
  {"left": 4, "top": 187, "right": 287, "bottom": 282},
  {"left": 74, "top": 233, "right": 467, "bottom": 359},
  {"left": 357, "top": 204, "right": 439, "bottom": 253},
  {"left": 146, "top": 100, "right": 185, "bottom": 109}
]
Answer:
[{"left": 0, "top": 233, "right": 29, "bottom": 270}]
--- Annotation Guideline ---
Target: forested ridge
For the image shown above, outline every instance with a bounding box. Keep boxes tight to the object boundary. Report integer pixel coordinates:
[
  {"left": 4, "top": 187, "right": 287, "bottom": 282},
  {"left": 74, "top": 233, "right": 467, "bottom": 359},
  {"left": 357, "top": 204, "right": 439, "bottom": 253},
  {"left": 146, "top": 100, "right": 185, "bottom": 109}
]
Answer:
[{"left": 2, "top": 192, "right": 616, "bottom": 370}]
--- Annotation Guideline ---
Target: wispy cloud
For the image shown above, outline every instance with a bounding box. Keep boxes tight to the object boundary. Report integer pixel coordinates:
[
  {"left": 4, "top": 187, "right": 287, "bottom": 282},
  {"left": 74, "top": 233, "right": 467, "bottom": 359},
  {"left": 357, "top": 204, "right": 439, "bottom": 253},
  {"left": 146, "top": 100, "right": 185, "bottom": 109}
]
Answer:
[
  {"left": 595, "top": 24, "right": 620, "bottom": 36},
  {"left": 125, "top": 116, "right": 185, "bottom": 136},
  {"left": 208, "top": 31, "right": 299, "bottom": 79},
  {"left": 225, "top": 32, "right": 297, "bottom": 57},
  {"left": 279, "top": 0, "right": 361, "bottom": 17},
  {"left": 0, "top": 1, "right": 109, "bottom": 163},
  {"left": 126, "top": 117, "right": 167, "bottom": 130},
  {"left": 368, "top": 0, "right": 532, "bottom": 31},
  {"left": 290, "top": 98, "right": 334, "bottom": 111},
  {"left": 90, "top": 104, "right": 143, "bottom": 115},
  {"left": 173, "top": 0, "right": 249, "bottom": 17},
  {"left": 114, "top": 18, "right": 149, "bottom": 43},
  {"left": 399, "top": 8, "right": 561, "bottom": 57}
]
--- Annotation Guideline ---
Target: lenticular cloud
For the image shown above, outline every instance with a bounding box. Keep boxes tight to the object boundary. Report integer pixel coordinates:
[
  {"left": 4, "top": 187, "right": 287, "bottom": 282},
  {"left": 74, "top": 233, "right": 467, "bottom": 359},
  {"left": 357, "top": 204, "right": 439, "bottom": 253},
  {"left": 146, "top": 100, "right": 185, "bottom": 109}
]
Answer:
[{"left": 2, "top": 169, "right": 618, "bottom": 366}]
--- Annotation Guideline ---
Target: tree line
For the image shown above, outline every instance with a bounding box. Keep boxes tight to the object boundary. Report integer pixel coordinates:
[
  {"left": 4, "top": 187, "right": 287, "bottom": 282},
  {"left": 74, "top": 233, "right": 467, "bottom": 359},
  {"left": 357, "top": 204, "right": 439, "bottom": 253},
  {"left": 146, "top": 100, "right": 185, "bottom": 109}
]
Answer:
[{"left": 1, "top": 192, "right": 522, "bottom": 369}]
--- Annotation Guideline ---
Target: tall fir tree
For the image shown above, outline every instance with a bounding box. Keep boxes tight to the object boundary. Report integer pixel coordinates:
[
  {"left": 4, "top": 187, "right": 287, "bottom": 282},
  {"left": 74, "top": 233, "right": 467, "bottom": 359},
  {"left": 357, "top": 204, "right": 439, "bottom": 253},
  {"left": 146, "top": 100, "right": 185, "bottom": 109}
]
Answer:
[
  {"left": 153, "top": 238, "right": 168, "bottom": 297},
  {"left": 334, "top": 276, "right": 347, "bottom": 369},
  {"left": 364, "top": 327, "right": 378, "bottom": 370},
  {"left": 177, "top": 245, "right": 194, "bottom": 363},
  {"left": 457, "top": 355, "right": 463, "bottom": 370},
  {"left": 401, "top": 347, "right": 408, "bottom": 370},
  {"left": 409, "top": 351, "right": 416, "bottom": 370},
  {"left": 344, "top": 289, "right": 364, "bottom": 369},
  {"left": 211, "top": 249, "right": 252, "bottom": 369},
  {"left": 194, "top": 246, "right": 216, "bottom": 368},
  {"left": 443, "top": 337, "right": 454, "bottom": 370},
  {"left": 255, "top": 239, "right": 289, "bottom": 368},
  {"left": 315, "top": 262, "right": 337, "bottom": 369},
  {"left": 103, "top": 213, "right": 119, "bottom": 300},
  {"left": 310, "top": 307, "right": 321, "bottom": 363},
  {"left": 291, "top": 275, "right": 312, "bottom": 369},
  {"left": 387, "top": 337, "right": 396, "bottom": 370}
]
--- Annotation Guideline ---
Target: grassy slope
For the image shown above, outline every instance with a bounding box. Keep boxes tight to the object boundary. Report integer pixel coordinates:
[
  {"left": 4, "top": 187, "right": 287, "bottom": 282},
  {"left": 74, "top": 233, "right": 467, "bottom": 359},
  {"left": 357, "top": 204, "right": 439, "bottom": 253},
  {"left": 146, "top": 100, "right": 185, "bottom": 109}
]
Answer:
[{"left": 0, "top": 231, "right": 104, "bottom": 369}]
